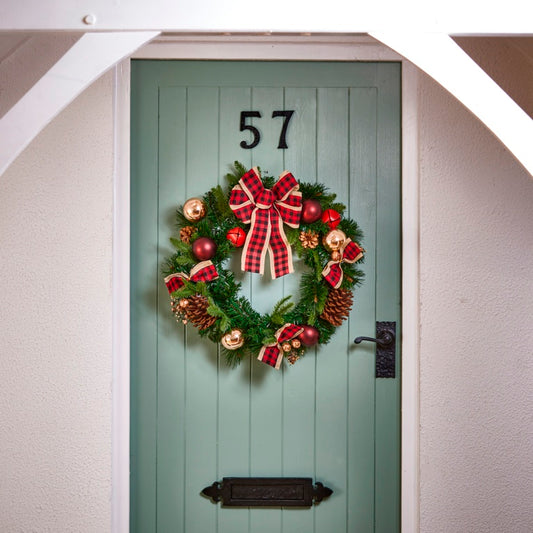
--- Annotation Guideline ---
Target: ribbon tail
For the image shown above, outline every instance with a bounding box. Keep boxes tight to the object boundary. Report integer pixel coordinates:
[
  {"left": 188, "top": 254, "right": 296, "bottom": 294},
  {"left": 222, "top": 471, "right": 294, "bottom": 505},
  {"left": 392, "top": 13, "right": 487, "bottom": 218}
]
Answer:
[
  {"left": 341, "top": 238, "right": 364, "bottom": 263},
  {"left": 189, "top": 260, "right": 219, "bottom": 282},
  {"left": 258, "top": 344, "right": 283, "bottom": 369},
  {"left": 268, "top": 209, "right": 293, "bottom": 279},
  {"left": 322, "top": 261, "right": 343, "bottom": 289},
  {"left": 164, "top": 272, "right": 188, "bottom": 294},
  {"left": 241, "top": 209, "right": 271, "bottom": 275}
]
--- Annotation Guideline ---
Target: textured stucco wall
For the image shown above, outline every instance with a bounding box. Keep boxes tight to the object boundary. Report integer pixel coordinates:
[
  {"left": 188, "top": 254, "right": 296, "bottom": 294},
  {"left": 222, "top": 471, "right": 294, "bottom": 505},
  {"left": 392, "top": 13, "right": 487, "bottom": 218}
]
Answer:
[
  {"left": 418, "top": 68, "right": 533, "bottom": 532},
  {"left": 0, "top": 72, "right": 113, "bottom": 532}
]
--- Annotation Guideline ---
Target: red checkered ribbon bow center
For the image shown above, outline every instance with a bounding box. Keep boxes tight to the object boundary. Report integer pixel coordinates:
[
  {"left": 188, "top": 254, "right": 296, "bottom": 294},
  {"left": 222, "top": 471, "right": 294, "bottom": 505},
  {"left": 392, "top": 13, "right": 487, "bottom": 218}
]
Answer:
[
  {"left": 229, "top": 167, "right": 302, "bottom": 279},
  {"left": 258, "top": 323, "right": 304, "bottom": 370},
  {"left": 164, "top": 260, "right": 219, "bottom": 294},
  {"left": 321, "top": 239, "right": 364, "bottom": 289}
]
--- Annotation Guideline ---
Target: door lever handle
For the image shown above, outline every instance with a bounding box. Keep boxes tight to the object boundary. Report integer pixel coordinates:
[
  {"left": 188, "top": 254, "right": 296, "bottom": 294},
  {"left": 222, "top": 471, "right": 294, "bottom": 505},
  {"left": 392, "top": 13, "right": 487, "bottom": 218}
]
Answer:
[
  {"left": 354, "top": 330, "right": 394, "bottom": 347},
  {"left": 353, "top": 322, "right": 396, "bottom": 378}
]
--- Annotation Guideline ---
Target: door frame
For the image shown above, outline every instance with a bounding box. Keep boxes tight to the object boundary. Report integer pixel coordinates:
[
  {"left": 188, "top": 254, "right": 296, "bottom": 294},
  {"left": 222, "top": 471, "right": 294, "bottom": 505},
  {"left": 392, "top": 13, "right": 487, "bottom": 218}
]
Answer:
[{"left": 113, "top": 34, "right": 420, "bottom": 533}]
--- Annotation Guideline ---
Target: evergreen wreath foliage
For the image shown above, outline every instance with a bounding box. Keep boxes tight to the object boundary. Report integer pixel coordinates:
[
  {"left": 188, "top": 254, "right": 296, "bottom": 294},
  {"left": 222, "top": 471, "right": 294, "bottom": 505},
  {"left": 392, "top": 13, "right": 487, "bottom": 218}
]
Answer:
[{"left": 162, "top": 162, "right": 365, "bottom": 368}]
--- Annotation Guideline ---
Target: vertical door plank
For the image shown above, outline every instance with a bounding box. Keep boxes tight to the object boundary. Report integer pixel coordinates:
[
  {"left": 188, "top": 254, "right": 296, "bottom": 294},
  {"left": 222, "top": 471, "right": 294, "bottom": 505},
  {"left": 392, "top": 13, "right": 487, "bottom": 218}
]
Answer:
[
  {"left": 374, "top": 63, "right": 401, "bottom": 533},
  {"left": 130, "top": 64, "right": 159, "bottom": 533},
  {"left": 183, "top": 86, "right": 220, "bottom": 533},
  {"left": 281, "top": 86, "right": 318, "bottom": 533},
  {"left": 217, "top": 86, "right": 254, "bottom": 533},
  {"left": 157, "top": 86, "right": 188, "bottom": 532},
  {"left": 315, "top": 87, "right": 350, "bottom": 533},
  {"left": 248, "top": 86, "right": 285, "bottom": 533},
  {"left": 348, "top": 86, "right": 378, "bottom": 532}
]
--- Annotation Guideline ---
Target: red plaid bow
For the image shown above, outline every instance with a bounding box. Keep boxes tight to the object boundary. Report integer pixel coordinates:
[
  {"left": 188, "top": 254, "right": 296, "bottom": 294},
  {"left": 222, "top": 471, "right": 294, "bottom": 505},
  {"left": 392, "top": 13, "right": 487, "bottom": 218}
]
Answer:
[
  {"left": 258, "top": 323, "right": 304, "bottom": 370},
  {"left": 164, "top": 260, "right": 219, "bottom": 294},
  {"left": 321, "top": 239, "right": 364, "bottom": 289},
  {"left": 229, "top": 167, "right": 302, "bottom": 279}
]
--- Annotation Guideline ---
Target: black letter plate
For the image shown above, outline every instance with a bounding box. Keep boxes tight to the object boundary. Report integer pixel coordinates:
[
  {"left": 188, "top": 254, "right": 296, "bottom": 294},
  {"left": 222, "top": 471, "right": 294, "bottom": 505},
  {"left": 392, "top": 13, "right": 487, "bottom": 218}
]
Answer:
[{"left": 202, "top": 477, "right": 333, "bottom": 507}]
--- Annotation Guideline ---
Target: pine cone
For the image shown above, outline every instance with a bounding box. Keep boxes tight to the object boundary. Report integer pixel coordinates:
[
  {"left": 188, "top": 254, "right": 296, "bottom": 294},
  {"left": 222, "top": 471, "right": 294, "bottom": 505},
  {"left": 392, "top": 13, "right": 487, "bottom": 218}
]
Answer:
[
  {"left": 180, "top": 226, "right": 196, "bottom": 244},
  {"left": 299, "top": 230, "right": 319, "bottom": 249},
  {"left": 320, "top": 288, "right": 353, "bottom": 326},
  {"left": 184, "top": 294, "right": 217, "bottom": 330}
]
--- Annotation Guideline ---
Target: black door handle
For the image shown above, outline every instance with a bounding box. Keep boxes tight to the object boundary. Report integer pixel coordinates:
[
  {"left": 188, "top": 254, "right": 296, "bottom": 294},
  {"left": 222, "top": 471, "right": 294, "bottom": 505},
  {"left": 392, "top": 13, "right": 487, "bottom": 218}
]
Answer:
[
  {"left": 353, "top": 322, "right": 396, "bottom": 378},
  {"left": 354, "top": 330, "right": 394, "bottom": 348}
]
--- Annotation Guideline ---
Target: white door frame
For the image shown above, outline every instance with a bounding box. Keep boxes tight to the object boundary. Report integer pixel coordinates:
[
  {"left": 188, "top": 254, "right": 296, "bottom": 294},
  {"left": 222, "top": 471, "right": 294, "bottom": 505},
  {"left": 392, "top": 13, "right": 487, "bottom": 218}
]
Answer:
[{"left": 113, "top": 35, "right": 420, "bottom": 533}]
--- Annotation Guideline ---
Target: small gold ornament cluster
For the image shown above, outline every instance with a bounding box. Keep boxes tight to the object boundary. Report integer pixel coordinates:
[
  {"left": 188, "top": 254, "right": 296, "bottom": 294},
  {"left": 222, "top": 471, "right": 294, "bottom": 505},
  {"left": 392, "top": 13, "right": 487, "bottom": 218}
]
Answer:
[
  {"left": 170, "top": 296, "right": 190, "bottom": 324},
  {"left": 281, "top": 338, "right": 304, "bottom": 365}
]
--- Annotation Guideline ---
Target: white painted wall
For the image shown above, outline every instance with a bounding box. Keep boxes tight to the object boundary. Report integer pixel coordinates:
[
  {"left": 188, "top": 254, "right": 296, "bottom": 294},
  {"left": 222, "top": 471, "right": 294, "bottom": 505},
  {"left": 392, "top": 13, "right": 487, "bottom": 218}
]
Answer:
[
  {"left": 0, "top": 37, "right": 531, "bottom": 533},
  {"left": 418, "top": 68, "right": 533, "bottom": 532},
  {"left": 0, "top": 72, "right": 114, "bottom": 532}
]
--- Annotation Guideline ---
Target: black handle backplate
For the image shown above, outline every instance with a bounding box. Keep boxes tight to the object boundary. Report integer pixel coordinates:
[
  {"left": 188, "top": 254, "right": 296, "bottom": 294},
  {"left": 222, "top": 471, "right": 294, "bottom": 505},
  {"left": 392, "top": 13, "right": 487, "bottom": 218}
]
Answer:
[{"left": 354, "top": 321, "right": 396, "bottom": 378}]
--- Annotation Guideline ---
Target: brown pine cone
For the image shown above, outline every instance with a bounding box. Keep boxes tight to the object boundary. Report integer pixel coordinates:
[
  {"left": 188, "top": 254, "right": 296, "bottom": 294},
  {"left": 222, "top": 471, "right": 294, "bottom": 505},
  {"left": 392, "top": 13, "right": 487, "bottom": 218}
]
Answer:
[
  {"left": 180, "top": 226, "right": 196, "bottom": 244},
  {"left": 184, "top": 294, "right": 217, "bottom": 330},
  {"left": 299, "top": 230, "right": 319, "bottom": 249},
  {"left": 320, "top": 288, "right": 353, "bottom": 326}
]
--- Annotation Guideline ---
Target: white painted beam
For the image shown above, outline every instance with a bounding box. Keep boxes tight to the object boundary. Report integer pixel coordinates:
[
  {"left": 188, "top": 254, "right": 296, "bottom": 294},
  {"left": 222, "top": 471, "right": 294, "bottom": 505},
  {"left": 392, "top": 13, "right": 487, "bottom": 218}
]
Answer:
[
  {"left": 370, "top": 32, "right": 533, "bottom": 178},
  {"left": 0, "top": 31, "right": 158, "bottom": 177},
  {"left": 0, "top": 0, "right": 532, "bottom": 33}
]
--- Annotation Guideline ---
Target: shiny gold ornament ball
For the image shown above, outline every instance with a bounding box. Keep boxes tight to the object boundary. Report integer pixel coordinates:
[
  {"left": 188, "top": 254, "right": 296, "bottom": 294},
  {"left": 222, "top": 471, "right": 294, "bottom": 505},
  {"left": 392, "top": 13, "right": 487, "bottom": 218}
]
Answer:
[
  {"left": 282, "top": 342, "right": 292, "bottom": 353},
  {"left": 183, "top": 197, "right": 207, "bottom": 221},
  {"left": 221, "top": 329, "right": 244, "bottom": 350},
  {"left": 178, "top": 298, "right": 189, "bottom": 309},
  {"left": 291, "top": 339, "right": 301, "bottom": 349},
  {"left": 323, "top": 229, "right": 346, "bottom": 251},
  {"left": 331, "top": 250, "right": 342, "bottom": 262}
]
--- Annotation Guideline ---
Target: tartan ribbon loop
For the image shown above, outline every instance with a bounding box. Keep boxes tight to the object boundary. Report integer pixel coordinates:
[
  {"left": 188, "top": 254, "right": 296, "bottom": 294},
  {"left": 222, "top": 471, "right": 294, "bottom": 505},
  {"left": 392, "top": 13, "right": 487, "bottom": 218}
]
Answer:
[
  {"left": 164, "top": 260, "right": 219, "bottom": 294},
  {"left": 229, "top": 167, "right": 302, "bottom": 279},
  {"left": 321, "top": 239, "right": 364, "bottom": 289},
  {"left": 258, "top": 323, "right": 305, "bottom": 370}
]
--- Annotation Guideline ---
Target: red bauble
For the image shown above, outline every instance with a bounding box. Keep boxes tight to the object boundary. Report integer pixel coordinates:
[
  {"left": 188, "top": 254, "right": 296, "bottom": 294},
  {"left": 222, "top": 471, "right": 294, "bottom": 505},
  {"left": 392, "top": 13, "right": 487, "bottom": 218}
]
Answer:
[
  {"left": 192, "top": 237, "right": 217, "bottom": 261},
  {"left": 298, "top": 325, "right": 320, "bottom": 347},
  {"left": 321, "top": 208, "right": 341, "bottom": 229},
  {"left": 301, "top": 199, "right": 323, "bottom": 224},
  {"left": 226, "top": 227, "right": 246, "bottom": 247}
]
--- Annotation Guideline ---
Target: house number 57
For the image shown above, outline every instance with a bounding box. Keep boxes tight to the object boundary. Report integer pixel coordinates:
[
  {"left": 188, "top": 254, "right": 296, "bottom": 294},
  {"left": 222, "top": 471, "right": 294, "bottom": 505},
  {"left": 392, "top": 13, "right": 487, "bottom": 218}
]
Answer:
[{"left": 239, "top": 110, "right": 295, "bottom": 149}]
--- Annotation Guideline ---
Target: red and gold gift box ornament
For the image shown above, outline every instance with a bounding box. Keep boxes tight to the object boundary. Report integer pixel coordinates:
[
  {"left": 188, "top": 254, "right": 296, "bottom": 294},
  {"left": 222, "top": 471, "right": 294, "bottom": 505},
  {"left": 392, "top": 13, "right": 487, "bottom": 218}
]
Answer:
[
  {"left": 229, "top": 167, "right": 302, "bottom": 279},
  {"left": 258, "top": 323, "right": 305, "bottom": 370},
  {"left": 164, "top": 260, "right": 219, "bottom": 293},
  {"left": 321, "top": 232, "right": 364, "bottom": 289}
]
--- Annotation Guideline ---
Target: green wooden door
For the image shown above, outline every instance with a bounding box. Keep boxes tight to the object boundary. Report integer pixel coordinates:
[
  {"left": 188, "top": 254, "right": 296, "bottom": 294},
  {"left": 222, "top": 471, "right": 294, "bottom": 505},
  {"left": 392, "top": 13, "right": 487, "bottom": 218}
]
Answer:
[{"left": 130, "top": 60, "right": 401, "bottom": 533}]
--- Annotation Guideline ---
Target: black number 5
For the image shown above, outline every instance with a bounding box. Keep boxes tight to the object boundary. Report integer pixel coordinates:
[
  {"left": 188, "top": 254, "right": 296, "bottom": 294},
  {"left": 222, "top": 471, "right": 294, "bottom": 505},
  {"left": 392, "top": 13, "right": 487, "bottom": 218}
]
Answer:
[{"left": 239, "top": 111, "right": 262, "bottom": 149}]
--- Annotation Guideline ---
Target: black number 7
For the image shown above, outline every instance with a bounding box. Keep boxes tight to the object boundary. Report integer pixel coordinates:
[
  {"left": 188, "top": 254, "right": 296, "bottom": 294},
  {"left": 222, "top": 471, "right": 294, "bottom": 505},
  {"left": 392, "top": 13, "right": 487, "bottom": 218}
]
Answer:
[{"left": 272, "top": 110, "right": 294, "bottom": 149}]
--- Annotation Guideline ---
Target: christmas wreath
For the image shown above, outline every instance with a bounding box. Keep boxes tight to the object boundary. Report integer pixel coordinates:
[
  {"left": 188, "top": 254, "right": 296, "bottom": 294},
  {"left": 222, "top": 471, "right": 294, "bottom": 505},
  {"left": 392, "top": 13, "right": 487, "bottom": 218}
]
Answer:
[{"left": 163, "top": 162, "right": 364, "bottom": 369}]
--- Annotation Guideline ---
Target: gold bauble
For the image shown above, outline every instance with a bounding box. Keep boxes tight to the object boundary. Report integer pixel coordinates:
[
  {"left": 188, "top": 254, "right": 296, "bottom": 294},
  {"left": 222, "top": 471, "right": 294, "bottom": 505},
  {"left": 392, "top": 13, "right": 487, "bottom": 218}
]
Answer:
[
  {"left": 291, "top": 339, "right": 301, "bottom": 349},
  {"left": 282, "top": 342, "right": 292, "bottom": 353},
  {"left": 221, "top": 329, "right": 244, "bottom": 350},
  {"left": 323, "top": 229, "right": 346, "bottom": 251},
  {"left": 183, "top": 197, "right": 207, "bottom": 221},
  {"left": 331, "top": 250, "right": 342, "bottom": 262},
  {"left": 178, "top": 298, "right": 190, "bottom": 309}
]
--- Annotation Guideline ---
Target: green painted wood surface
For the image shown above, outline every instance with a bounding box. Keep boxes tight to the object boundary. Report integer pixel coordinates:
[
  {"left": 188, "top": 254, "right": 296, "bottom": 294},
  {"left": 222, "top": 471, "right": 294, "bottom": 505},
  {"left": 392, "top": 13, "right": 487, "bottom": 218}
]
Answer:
[{"left": 130, "top": 60, "right": 401, "bottom": 533}]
